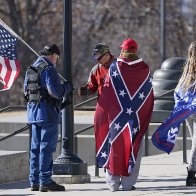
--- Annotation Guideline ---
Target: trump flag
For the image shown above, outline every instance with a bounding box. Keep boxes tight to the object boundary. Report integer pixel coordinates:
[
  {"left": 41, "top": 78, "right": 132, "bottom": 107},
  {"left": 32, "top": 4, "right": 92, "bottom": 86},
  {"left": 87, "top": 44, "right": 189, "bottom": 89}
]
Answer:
[
  {"left": 94, "top": 59, "right": 154, "bottom": 176},
  {"left": 152, "top": 101, "right": 196, "bottom": 154},
  {"left": 0, "top": 24, "right": 20, "bottom": 91}
]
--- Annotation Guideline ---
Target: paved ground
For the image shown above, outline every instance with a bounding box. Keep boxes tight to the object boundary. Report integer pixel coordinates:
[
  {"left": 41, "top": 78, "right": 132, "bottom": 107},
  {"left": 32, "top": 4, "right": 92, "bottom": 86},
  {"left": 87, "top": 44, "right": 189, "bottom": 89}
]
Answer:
[{"left": 0, "top": 151, "right": 195, "bottom": 196}]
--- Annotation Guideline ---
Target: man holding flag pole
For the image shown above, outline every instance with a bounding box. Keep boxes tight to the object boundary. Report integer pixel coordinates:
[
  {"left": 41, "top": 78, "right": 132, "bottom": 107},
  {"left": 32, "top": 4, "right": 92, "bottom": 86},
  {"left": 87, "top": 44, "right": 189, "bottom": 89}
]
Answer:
[
  {"left": 0, "top": 19, "right": 73, "bottom": 192},
  {"left": 24, "top": 43, "right": 73, "bottom": 192}
]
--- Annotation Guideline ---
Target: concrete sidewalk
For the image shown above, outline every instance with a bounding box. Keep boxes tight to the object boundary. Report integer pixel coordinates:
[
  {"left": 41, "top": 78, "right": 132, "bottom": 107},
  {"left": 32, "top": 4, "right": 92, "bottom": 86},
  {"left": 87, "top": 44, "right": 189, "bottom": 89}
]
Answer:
[{"left": 0, "top": 151, "right": 195, "bottom": 196}]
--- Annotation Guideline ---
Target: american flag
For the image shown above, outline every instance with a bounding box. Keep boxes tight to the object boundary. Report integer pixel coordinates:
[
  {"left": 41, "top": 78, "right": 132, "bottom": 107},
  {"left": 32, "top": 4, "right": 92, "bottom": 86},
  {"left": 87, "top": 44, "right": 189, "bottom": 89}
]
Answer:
[
  {"left": 0, "top": 24, "right": 20, "bottom": 91},
  {"left": 94, "top": 59, "right": 154, "bottom": 175}
]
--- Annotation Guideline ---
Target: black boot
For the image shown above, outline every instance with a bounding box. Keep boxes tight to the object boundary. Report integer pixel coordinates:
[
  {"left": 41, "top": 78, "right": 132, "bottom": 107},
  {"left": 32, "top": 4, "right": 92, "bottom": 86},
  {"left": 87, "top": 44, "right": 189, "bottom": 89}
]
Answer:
[
  {"left": 186, "top": 167, "right": 196, "bottom": 186},
  {"left": 30, "top": 184, "right": 39, "bottom": 191},
  {"left": 40, "top": 180, "right": 65, "bottom": 192}
]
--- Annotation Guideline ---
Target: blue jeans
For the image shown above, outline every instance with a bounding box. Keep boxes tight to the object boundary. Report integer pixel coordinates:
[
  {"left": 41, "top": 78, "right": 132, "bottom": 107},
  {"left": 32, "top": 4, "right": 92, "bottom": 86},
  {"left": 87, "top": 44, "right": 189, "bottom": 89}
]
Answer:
[{"left": 29, "top": 123, "right": 58, "bottom": 186}]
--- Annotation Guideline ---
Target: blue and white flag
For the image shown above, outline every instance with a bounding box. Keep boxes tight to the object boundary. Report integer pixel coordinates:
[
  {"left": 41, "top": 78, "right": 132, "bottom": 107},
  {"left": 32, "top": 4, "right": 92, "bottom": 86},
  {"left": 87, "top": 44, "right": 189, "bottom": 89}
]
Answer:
[{"left": 152, "top": 101, "right": 196, "bottom": 154}]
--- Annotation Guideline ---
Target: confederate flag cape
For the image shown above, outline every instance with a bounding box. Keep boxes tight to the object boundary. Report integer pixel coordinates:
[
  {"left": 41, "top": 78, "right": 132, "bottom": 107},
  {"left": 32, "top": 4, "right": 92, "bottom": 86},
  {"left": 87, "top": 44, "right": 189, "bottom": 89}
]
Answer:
[{"left": 94, "top": 58, "right": 154, "bottom": 176}]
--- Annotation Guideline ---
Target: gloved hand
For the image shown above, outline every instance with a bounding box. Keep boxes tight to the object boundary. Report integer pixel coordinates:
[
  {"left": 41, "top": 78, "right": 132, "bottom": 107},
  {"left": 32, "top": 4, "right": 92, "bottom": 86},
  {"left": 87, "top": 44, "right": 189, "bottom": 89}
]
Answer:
[
  {"left": 78, "top": 86, "right": 87, "bottom": 96},
  {"left": 65, "top": 80, "right": 74, "bottom": 91},
  {"left": 60, "top": 93, "right": 72, "bottom": 109}
]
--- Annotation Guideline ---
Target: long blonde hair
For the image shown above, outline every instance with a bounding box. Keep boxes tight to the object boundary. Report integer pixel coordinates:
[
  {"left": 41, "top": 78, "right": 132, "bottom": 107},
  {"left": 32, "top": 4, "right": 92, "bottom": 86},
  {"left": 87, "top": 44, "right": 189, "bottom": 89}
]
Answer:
[{"left": 176, "top": 41, "right": 196, "bottom": 93}]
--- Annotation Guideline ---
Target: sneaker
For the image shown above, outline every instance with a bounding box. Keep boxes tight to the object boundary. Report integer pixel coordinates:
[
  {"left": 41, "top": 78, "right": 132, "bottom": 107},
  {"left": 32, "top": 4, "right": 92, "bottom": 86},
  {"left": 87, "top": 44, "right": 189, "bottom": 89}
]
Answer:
[
  {"left": 109, "top": 187, "right": 118, "bottom": 192},
  {"left": 30, "top": 184, "right": 39, "bottom": 191},
  {"left": 40, "top": 180, "right": 65, "bottom": 192}
]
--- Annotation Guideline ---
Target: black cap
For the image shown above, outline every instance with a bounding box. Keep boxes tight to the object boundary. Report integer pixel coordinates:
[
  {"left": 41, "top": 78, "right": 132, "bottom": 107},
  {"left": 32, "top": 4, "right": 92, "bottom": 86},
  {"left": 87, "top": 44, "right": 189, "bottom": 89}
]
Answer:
[{"left": 39, "top": 43, "right": 60, "bottom": 56}]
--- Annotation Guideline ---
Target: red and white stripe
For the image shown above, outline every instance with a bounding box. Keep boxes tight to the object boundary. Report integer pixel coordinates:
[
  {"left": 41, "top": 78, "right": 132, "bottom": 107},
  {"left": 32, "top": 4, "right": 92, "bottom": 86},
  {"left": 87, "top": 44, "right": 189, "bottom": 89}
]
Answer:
[{"left": 0, "top": 56, "right": 20, "bottom": 91}]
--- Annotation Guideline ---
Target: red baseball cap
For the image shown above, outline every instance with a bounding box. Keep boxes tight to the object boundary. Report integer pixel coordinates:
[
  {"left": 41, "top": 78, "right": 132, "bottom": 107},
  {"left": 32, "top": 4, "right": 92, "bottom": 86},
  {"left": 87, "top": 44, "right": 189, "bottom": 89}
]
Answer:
[{"left": 120, "top": 38, "right": 138, "bottom": 52}]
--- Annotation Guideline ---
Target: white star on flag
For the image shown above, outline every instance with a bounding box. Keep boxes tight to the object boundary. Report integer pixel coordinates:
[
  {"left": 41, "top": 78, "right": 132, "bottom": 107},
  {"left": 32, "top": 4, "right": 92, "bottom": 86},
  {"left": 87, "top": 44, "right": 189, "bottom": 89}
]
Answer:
[
  {"left": 119, "top": 90, "right": 126, "bottom": 97},
  {"left": 133, "top": 128, "right": 138, "bottom": 134},
  {"left": 126, "top": 107, "right": 133, "bottom": 115},
  {"left": 112, "top": 70, "right": 118, "bottom": 77},
  {"left": 139, "top": 92, "right": 145, "bottom": 100},
  {"left": 114, "top": 123, "right": 121, "bottom": 131},
  {"left": 192, "top": 99, "right": 196, "bottom": 105},
  {"left": 101, "top": 151, "right": 107, "bottom": 159},
  {"left": 184, "top": 97, "right": 189, "bottom": 102},
  {"left": 149, "top": 78, "right": 152, "bottom": 83},
  {"left": 109, "top": 138, "right": 112, "bottom": 144}
]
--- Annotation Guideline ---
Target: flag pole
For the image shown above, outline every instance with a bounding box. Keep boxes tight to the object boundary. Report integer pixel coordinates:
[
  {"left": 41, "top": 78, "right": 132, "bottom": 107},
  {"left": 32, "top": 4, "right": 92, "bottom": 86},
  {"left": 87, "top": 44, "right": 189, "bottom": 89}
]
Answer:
[{"left": 0, "top": 19, "right": 67, "bottom": 82}]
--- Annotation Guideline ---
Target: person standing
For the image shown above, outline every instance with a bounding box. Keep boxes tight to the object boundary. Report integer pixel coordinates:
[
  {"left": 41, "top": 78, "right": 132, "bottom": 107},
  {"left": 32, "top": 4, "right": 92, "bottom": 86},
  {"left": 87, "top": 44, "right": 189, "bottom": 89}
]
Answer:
[
  {"left": 78, "top": 43, "right": 114, "bottom": 97},
  {"left": 95, "top": 38, "right": 154, "bottom": 191},
  {"left": 174, "top": 41, "right": 196, "bottom": 186},
  {"left": 24, "top": 43, "right": 72, "bottom": 192}
]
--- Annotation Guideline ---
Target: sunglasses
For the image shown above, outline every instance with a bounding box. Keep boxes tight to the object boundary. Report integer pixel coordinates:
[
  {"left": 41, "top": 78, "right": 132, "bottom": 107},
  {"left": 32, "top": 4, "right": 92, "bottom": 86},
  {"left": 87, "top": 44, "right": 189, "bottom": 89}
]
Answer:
[{"left": 97, "top": 52, "right": 107, "bottom": 61}]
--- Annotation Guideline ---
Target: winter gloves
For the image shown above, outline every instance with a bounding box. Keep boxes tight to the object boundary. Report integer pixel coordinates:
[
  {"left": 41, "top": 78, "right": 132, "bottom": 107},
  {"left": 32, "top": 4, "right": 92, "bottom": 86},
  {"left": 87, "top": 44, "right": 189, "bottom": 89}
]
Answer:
[{"left": 78, "top": 86, "right": 88, "bottom": 96}]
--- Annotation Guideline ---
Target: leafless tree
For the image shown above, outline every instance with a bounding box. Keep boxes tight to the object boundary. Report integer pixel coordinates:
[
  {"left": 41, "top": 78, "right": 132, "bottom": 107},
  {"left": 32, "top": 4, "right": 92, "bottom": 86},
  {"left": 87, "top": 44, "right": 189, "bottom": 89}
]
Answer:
[
  {"left": 0, "top": 0, "right": 195, "bottom": 106},
  {"left": 0, "top": 0, "right": 63, "bottom": 106}
]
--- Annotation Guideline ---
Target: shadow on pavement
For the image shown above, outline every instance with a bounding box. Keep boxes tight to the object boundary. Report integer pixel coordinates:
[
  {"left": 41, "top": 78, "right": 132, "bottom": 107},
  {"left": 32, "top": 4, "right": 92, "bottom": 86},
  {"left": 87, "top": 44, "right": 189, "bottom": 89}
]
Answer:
[
  {"left": 0, "top": 181, "right": 29, "bottom": 190},
  {"left": 138, "top": 177, "right": 185, "bottom": 182},
  {"left": 137, "top": 185, "right": 196, "bottom": 192},
  {"left": 0, "top": 195, "right": 34, "bottom": 196}
]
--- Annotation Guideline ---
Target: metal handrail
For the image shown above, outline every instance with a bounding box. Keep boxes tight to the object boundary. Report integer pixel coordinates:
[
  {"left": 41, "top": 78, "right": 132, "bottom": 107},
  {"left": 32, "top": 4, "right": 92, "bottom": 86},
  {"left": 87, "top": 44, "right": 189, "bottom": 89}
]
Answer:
[
  {"left": 154, "top": 88, "right": 175, "bottom": 98},
  {"left": 0, "top": 123, "right": 62, "bottom": 144},
  {"left": 0, "top": 96, "right": 97, "bottom": 143},
  {"left": 74, "top": 125, "right": 94, "bottom": 136},
  {"left": 0, "top": 105, "right": 26, "bottom": 113},
  {"left": 0, "top": 124, "right": 29, "bottom": 142},
  {"left": 74, "top": 107, "right": 95, "bottom": 111},
  {"left": 74, "top": 96, "right": 97, "bottom": 108}
]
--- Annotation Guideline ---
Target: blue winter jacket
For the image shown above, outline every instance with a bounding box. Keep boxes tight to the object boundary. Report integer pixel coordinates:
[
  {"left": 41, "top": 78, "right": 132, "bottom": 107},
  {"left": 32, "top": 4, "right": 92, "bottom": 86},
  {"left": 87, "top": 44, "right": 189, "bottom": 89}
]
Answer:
[{"left": 24, "top": 56, "right": 71, "bottom": 124}]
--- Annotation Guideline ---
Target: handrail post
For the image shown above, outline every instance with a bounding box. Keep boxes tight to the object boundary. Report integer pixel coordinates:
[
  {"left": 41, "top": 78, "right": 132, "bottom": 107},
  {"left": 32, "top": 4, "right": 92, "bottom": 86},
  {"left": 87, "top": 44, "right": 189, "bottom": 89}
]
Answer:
[
  {"left": 95, "top": 146, "right": 99, "bottom": 177},
  {"left": 29, "top": 124, "right": 32, "bottom": 158},
  {"left": 182, "top": 121, "right": 187, "bottom": 163},
  {"left": 74, "top": 135, "right": 78, "bottom": 155},
  {"left": 144, "top": 129, "right": 149, "bottom": 156}
]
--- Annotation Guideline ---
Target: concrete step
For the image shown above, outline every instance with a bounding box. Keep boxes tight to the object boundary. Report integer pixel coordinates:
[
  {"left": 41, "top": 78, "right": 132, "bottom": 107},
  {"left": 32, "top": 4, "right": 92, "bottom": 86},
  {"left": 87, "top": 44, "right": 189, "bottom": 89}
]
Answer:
[
  {"left": 0, "top": 111, "right": 191, "bottom": 169},
  {"left": 0, "top": 150, "right": 29, "bottom": 184},
  {"left": 0, "top": 121, "right": 191, "bottom": 166},
  {"left": 75, "top": 134, "right": 192, "bottom": 165}
]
